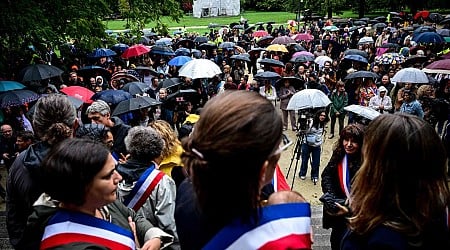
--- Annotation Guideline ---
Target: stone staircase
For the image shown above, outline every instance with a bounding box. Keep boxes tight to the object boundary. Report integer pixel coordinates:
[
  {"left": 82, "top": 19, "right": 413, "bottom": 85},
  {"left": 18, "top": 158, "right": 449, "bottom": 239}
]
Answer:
[{"left": 311, "top": 205, "right": 332, "bottom": 249}]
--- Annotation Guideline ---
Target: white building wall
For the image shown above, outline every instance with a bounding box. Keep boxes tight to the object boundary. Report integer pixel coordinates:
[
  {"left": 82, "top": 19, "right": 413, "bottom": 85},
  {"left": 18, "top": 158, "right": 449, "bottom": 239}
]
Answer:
[{"left": 193, "top": 0, "right": 240, "bottom": 18}]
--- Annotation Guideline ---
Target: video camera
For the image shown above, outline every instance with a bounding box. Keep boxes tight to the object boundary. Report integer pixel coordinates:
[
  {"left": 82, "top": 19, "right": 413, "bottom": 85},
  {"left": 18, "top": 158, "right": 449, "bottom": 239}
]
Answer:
[{"left": 297, "top": 109, "right": 314, "bottom": 132}]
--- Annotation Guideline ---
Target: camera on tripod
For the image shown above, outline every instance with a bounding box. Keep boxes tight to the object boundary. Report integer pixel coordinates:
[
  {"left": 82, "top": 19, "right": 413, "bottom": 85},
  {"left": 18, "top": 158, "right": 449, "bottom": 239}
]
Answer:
[{"left": 297, "top": 109, "right": 314, "bottom": 132}]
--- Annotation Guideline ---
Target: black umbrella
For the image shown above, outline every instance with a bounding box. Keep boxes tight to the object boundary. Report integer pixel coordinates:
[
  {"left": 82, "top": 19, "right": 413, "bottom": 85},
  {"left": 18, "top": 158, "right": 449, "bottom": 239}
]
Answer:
[
  {"left": 112, "top": 96, "right": 161, "bottom": 116},
  {"left": 256, "top": 36, "right": 274, "bottom": 47},
  {"left": 0, "top": 89, "right": 40, "bottom": 108},
  {"left": 77, "top": 65, "right": 112, "bottom": 80},
  {"left": 194, "top": 36, "right": 209, "bottom": 44},
  {"left": 372, "top": 23, "right": 387, "bottom": 29},
  {"left": 175, "top": 48, "right": 191, "bottom": 56},
  {"left": 353, "top": 20, "right": 367, "bottom": 26},
  {"left": 344, "top": 49, "right": 368, "bottom": 59},
  {"left": 160, "top": 78, "right": 182, "bottom": 89},
  {"left": 197, "top": 43, "right": 217, "bottom": 51},
  {"left": 287, "top": 43, "right": 306, "bottom": 52},
  {"left": 254, "top": 71, "right": 281, "bottom": 81},
  {"left": 344, "top": 71, "right": 379, "bottom": 80},
  {"left": 150, "top": 45, "right": 175, "bottom": 56},
  {"left": 230, "top": 54, "right": 251, "bottom": 62},
  {"left": 134, "top": 66, "right": 158, "bottom": 77},
  {"left": 290, "top": 55, "right": 315, "bottom": 63},
  {"left": 401, "top": 55, "right": 428, "bottom": 67},
  {"left": 121, "top": 81, "right": 149, "bottom": 96},
  {"left": 219, "top": 42, "right": 235, "bottom": 50},
  {"left": 373, "top": 16, "right": 387, "bottom": 22},
  {"left": 207, "top": 23, "right": 221, "bottom": 28},
  {"left": 259, "top": 58, "right": 285, "bottom": 68},
  {"left": 229, "top": 22, "right": 240, "bottom": 29},
  {"left": 232, "top": 25, "right": 244, "bottom": 29},
  {"left": 248, "top": 48, "right": 266, "bottom": 57},
  {"left": 440, "top": 18, "right": 450, "bottom": 25},
  {"left": 275, "top": 77, "right": 303, "bottom": 90},
  {"left": 176, "top": 39, "right": 195, "bottom": 49},
  {"left": 166, "top": 89, "right": 198, "bottom": 102},
  {"left": 379, "top": 43, "right": 400, "bottom": 49},
  {"left": 20, "top": 64, "right": 64, "bottom": 82},
  {"left": 91, "top": 89, "right": 132, "bottom": 105}
]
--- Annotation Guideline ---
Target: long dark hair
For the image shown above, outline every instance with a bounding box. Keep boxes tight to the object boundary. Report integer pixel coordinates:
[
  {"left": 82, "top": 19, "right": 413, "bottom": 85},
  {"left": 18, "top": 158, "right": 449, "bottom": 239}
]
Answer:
[{"left": 312, "top": 108, "right": 329, "bottom": 129}]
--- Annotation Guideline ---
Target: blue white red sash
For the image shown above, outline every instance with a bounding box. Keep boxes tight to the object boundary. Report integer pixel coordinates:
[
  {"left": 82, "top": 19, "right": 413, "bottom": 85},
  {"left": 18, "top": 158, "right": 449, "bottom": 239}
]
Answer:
[
  {"left": 111, "top": 151, "right": 120, "bottom": 163},
  {"left": 41, "top": 209, "right": 135, "bottom": 250},
  {"left": 272, "top": 164, "right": 290, "bottom": 192},
  {"left": 203, "top": 203, "right": 312, "bottom": 250},
  {"left": 122, "top": 164, "right": 165, "bottom": 211},
  {"left": 338, "top": 154, "right": 351, "bottom": 200}
]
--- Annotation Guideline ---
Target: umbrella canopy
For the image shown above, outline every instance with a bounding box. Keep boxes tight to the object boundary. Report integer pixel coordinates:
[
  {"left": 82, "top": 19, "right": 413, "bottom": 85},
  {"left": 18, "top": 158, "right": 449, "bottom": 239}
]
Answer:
[
  {"left": 314, "top": 56, "right": 333, "bottom": 68},
  {"left": 178, "top": 59, "right": 222, "bottom": 79},
  {"left": 168, "top": 56, "right": 193, "bottom": 67},
  {"left": 112, "top": 96, "right": 161, "bottom": 116},
  {"left": 256, "top": 36, "right": 274, "bottom": 47},
  {"left": 344, "top": 71, "right": 379, "bottom": 80},
  {"left": 176, "top": 39, "right": 195, "bottom": 49},
  {"left": 374, "top": 53, "right": 406, "bottom": 65},
  {"left": 155, "top": 37, "right": 173, "bottom": 46},
  {"left": 343, "top": 54, "right": 368, "bottom": 64},
  {"left": 422, "top": 59, "right": 450, "bottom": 74},
  {"left": 160, "top": 78, "right": 182, "bottom": 89},
  {"left": 166, "top": 89, "right": 198, "bottom": 101},
  {"left": 135, "top": 66, "right": 158, "bottom": 77},
  {"left": 230, "top": 54, "right": 251, "bottom": 62},
  {"left": 197, "top": 43, "right": 217, "bottom": 51},
  {"left": 401, "top": 55, "right": 428, "bottom": 67},
  {"left": 174, "top": 48, "right": 191, "bottom": 56},
  {"left": 193, "top": 36, "right": 209, "bottom": 44},
  {"left": 111, "top": 43, "right": 129, "bottom": 53},
  {"left": 218, "top": 42, "right": 236, "bottom": 50},
  {"left": 292, "top": 51, "right": 314, "bottom": 58},
  {"left": 0, "top": 81, "right": 26, "bottom": 92},
  {"left": 323, "top": 25, "right": 339, "bottom": 32},
  {"left": 259, "top": 58, "right": 285, "bottom": 68},
  {"left": 379, "top": 43, "right": 400, "bottom": 49},
  {"left": 60, "top": 86, "right": 95, "bottom": 103},
  {"left": 287, "top": 89, "right": 331, "bottom": 110},
  {"left": 87, "top": 48, "right": 117, "bottom": 58},
  {"left": 437, "top": 29, "right": 450, "bottom": 37},
  {"left": 414, "top": 10, "right": 430, "bottom": 20},
  {"left": 344, "top": 49, "right": 368, "bottom": 58},
  {"left": 358, "top": 36, "right": 374, "bottom": 45},
  {"left": 271, "top": 36, "right": 296, "bottom": 45},
  {"left": 150, "top": 45, "right": 175, "bottom": 56},
  {"left": 290, "top": 55, "right": 315, "bottom": 63},
  {"left": 266, "top": 44, "right": 288, "bottom": 53},
  {"left": 121, "top": 81, "right": 149, "bottom": 96},
  {"left": 344, "top": 104, "right": 380, "bottom": 120},
  {"left": 91, "top": 89, "right": 132, "bottom": 105},
  {"left": 77, "top": 65, "right": 112, "bottom": 80},
  {"left": 291, "top": 33, "right": 314, "bottom": 42},
  {"left": 287, "top": 43, "right": 306, "bottom": 52},
  {"left": 392, "top": 67, "right": 429, "bottom": 83},
  {"left": 413, "top": 26, "right": 435, "bottom": 35},
  {"left": 412, "top": 32, "right": 445, "bottom": 44},
  {"left": 254, "top": 71, "right": 281, "bottom": 81},
  {"left": 372, "top": 23, "right": 387, "bottom": 29},
  {"left": 253, "top": 30, "right": 269, "bottom": 37},
  {"left": 111, "top": 72, "right": 140, "bottom": 83},
  {"left": 122, "top": 44, "right": 150, "bottom": 59},
  {"left": 20, "top": 64, "right": 64, "bottom": 82},
  {"left": 0, "top": 89, "right": 40, "bottom": 108}
]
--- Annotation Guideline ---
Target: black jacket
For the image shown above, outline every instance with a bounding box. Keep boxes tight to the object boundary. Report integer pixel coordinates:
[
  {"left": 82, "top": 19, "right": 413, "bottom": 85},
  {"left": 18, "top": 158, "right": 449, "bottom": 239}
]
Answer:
[{"left": 110, "top": 116, "right": 130, "bottom": 156}]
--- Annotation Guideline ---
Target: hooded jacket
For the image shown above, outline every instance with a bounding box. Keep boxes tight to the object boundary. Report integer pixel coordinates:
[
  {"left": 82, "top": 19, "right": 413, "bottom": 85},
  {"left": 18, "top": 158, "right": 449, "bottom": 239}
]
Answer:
[{"left": 369, "top": 86, "right": 393, "bottom": 112}]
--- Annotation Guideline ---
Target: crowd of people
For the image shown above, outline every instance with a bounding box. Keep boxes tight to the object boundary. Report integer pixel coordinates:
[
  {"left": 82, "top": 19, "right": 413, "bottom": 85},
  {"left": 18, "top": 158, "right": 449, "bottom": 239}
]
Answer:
[{"left": 0, "top": 11, "right": 449, "bottom": 250}]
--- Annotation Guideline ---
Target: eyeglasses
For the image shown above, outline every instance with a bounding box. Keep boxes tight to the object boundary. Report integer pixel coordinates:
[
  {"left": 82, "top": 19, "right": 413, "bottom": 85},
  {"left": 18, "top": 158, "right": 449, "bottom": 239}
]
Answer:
[{"left": 272, "top": 134, "right": 293, "bottom": 156}]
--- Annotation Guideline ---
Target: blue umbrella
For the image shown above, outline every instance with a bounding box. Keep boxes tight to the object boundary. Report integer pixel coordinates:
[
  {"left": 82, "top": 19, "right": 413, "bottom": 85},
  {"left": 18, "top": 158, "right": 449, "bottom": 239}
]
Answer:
[
  {"left": 412, "top": 32, "right": 445, "bottom": 44},
  {"left": 168, "top": 56, "right": 192, "bottom": 67},
  {"left": 343, "top": 54, "right": 368, "bottom": 64},
  {"left": 87, "top": 48, "right": 117, "bottom": 58},
  {"left": 175, "top": 48, "right": 191, "bottom": 56},
  {"left": 91, "top": 89, "right": 132, "bottom": 105},
  {"left": 0, "top": 81, "right": 26, "bottom": 92},
  {"left": 111, "top": 43, "right": 129, "bottom": 53}
]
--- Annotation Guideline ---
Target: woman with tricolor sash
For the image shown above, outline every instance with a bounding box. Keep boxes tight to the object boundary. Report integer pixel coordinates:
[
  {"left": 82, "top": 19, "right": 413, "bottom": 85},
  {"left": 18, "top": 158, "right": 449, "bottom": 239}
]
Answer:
[
  {"left": 20, "top": 138, "right": 173, "bottom": 249},
  {"left": 175, "top": 91, "right": 312, "bottom": 250},
  {"left": 320, "top": 123, "right": 365, "bottom": 250}
]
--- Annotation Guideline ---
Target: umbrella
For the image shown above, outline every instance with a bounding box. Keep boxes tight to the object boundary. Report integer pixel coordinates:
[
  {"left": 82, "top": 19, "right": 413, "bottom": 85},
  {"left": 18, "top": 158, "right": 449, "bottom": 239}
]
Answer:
[
  {"left": 27, "top": 95, "right": 84, "bottom": 118},
  {"left": 191, "top": 49, "right": 202, "bottom": 59},
  {"left": 253, "top": 30, "right": 269, "bottom": 37},
  {"left": 135, "top": 66, "right": 158, "bottom": 77},
  {"left": 111, "top": 72, "right": 140, "bottom": 83},
  {"left": 343, "top": 54, "right": 368, "bottom": 64},
  {"left": 287, "top": 43, "right": 306, "bottom": 52},
  {"left": 166, "top": 89, "right": 198, "bottom": 101},
  {"left": 0, "top": 81, "right": 26, "bottom": 92},
  {"left": 77, "top": 65, "right": 112, "bottom": 80},
  {"left": 160, "top": 78, "right": 182, "bottom": 89},
  {"left": 60, "top": 86, "right": 95, "bottom": 103},
  {"left": 429, "top": 13, "right": 443, "bottom": 23},
  {"left": 259, "top": 58, "right": 285, "bottom": 68},
  {"left": 0, "top": 89, "right": 40, "bottom": 108},
  {"left": 256, "top": 36, "right": 274, "bottom": 47},
  {"left": 121, "top": 82, "right": 149, "bottom": 96},
  {"left": 413, "top": 26, "right": 436, "bottom": 35},
  {"left": 422, "top": 59, "right": 450, "bottom": 74},
  {"left": 271, "top": 36, "right": 296, "bottom": 45},
  {"left": 286, "top": 89, "right": 331, "bottom": 110},
  {"left": 111, "top": 43, "right": 129, "bottom": 53},
  {"left": 344, "top": 104, "right": 380, "bottom": 120},
  {"left": 194, "top": 36, "right": 209, "bottom": 44},
  {"left": 168, "top": 56, "right": 193, "bottom": 67},
  {"left": 178, "top": 59, "right": 222, "bottom": 79},
  {"left": 176, "top": 39, "right": 194, "bottom": 49},
  {"left": 401, "top": 55, "right": 428, "bottom": 67},
  {"left": 412, "top": 32, "right": 445, "bottom": 44},
  {"left": 175, "top": 48, "right": 191, "bottom": 56},
  {"left": 374, "top": 53, "right": 406, "bottom": 65},
  {"left": 155, "top": 38, "right": 173, "bottom": 46},
  {"left": 20, "top": 64, "right": 64, "bottom": 82},
  {"left": 379, "top": 43, "right": 400, "bottom": 49},
  {"left": 197, "top": 43, "right": 217, "bottom": 51},
  {"left": 373, "top": 16, "right": 387, "bottom": 22},
  {"left": 150, "top": 45, "right": 175, "bottom": 56},
  {"left": 292, "top": 51, "right": 314, "bottom": 58},
  {"left": 254, "top": 71, "right": 281, "bottom": 81},
  {"left": 314, "top": 56, "right": 333, "bottom": 68},
  {"left": 266, "top": 44, "right": 288, "bottom": 53},
  {"left": 112, "top": 96, "right": 161, "bottom": 116},
  {"left": 344, "top": 71, "right": 379, "bottom": 80},
  {"left": 230, "top": 54, "right": 251, "bottom": 62},
  {"left": 291, "top": 33, "right": 314, "bottom": 42},
  {"left": 91, "top": 89, "right": 132, "bottom": 105},
  {"left": 121, "top": 44, "right": 150, "bottom": 59},
  {"left": 414, "top": 10, "right": 430, "bottom": 20},
  {"left": 437, "top": 29, "right": 450, "bottom": 37},
  {"left": 218, "top": 42, "right": 235, "bottom": 50},
  {"left": 290, "top": 55, "right": 315, "bottom": 63},
  {"left": 87, "top": 48, "right": 117, "bottom": 58},
  {"left": 372, "top": 23, "right": 387, "bottom": 29},
  {"left": 358, "top": 37, "right": 374, "bottom": 45},
  {"left": 344, "top": 49, "right": 368, "bottom": 58},
  {"left": 323, "top": 25, "right": 339, "bottom": 32},
  {"left": 392, "top": 67, "right": 429, "bottom": 83},
  {"left": 248, "top": 48, "right": 266, "bottom": 57},
  {"left": 440, "top": 18, "right": 450, "bottom": 25},
  {"left": 275, "top": 77, "right": 303, "bottom": 90}
]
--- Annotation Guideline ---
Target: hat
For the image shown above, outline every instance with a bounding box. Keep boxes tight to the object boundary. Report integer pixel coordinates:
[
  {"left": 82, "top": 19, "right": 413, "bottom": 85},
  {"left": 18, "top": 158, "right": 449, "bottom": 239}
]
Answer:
[{"left": 378, "top": 86, "right": 387, "bottom": 93}]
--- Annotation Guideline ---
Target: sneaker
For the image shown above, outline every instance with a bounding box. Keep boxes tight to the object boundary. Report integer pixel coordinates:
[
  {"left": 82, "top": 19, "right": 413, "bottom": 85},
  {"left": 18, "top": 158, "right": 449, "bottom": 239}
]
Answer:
[
  {"left": 300, "top": 176, "right": 306, "bottom": 180},
  {"left": 312, "top": 177, "right": 318, "bottom": 185},
  {"left": 328, "top": 134, "right": 334, "bottom": 139}
]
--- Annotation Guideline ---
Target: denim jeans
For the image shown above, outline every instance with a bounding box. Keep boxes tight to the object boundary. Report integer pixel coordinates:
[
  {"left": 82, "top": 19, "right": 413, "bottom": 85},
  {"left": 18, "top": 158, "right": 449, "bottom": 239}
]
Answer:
[{"left": 299, "top": 143, "right": 321, "bottom": 178}]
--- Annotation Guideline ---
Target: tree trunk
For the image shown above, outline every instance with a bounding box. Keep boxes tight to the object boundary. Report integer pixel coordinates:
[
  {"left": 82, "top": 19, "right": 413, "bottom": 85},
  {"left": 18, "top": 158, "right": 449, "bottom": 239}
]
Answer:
[{"left": 358, "top": 0, "right": 365, "bottom": 19}]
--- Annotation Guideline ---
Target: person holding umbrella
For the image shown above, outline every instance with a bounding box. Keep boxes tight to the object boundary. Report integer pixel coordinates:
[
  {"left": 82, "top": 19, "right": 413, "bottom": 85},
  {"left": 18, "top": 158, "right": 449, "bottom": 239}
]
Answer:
[{"left": 278, "top": 79, "right": 296, "bottom": 131}]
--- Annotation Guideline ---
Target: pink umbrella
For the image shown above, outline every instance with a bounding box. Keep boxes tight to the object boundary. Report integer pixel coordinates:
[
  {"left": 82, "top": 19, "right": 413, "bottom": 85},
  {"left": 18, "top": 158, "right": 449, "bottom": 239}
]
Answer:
[
  {"left": 253, "top": 30, "right": 269, "bottom": 38},
  {"left": 292, "top": 51, "right": 314, "bottom": 58},
  {"left": 291, "top": 33, "right": 314, "bottom": 42},
  {"left": 271, "top": 36, "right": 296, "bottom": 45}
]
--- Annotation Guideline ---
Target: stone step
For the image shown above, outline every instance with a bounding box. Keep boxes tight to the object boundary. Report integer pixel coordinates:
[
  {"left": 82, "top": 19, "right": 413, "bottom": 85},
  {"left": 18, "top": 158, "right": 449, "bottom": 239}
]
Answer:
[{"left": 0, "top": 211, "right": 13, "bottom": 249}]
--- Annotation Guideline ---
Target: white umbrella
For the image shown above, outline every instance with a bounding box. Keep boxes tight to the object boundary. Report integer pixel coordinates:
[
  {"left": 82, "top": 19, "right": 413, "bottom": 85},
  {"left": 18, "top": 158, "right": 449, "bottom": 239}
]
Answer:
[
  {"left": 287, "top": 89, "right": 331, "bottom": 110},
  {"left": 178, "top": 59, "right": 222, "bottom": 79},
  {"left": 391, "top": 67, "right": 429, "bottom": 83},
  {"left": 314, "top": 55, "right": 333, "bottom": 68},
  {"left": 358, "top": 36, "right": 374, "bottom": 45},
  {"left": 344, "top": 104, "right": 381, "bottom": 120}
]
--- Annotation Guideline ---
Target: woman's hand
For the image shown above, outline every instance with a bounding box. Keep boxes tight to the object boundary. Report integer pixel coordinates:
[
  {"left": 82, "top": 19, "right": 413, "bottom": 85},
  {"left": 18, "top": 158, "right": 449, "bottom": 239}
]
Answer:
[{"left": 140, "top": 237, "right": 162, "bottom": 250}]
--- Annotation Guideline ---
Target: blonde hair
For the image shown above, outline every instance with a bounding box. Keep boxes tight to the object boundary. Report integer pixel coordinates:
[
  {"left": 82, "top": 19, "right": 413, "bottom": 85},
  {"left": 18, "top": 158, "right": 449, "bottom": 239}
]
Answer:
[{"left": 148, "top": 120, "right": 181, "bottom": 160}]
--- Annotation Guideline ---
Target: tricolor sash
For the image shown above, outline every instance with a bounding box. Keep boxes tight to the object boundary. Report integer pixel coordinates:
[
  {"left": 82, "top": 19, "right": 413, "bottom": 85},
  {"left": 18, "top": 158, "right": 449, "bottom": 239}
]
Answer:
[
  {"left": 122, "top": 164, "right": 165, "bottom": 211},
  {"left": 272, "top": 164, "right": 290, "bottom": 192},
  {"left": 41, "top": 210, "right": 135, "bottom": 250},
  {"left": 338, "top": 154, "right": 351, "bottom": 200},
  {"left": 203, "top": 203, "right": 312, "bottom": 250}
]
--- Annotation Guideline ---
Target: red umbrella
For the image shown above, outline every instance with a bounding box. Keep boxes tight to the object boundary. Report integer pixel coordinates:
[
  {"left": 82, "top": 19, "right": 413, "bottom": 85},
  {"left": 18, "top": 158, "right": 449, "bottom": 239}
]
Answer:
[
  {"left": 414, "top": 10, "right": 430, "bottom": 20},
  {"left": 253, "top": 30, "right": 269, "bottom": 38},
  {"left": 60, "top": 86, "right": 94, "bottom": 103},
  {"left": 121, "top": 44, "right": 150, "bottom": 59}
]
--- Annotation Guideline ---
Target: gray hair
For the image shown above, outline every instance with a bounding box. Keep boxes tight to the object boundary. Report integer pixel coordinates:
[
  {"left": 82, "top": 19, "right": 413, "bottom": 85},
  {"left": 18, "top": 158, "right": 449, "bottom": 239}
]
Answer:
[
  {"left": 33, "top": 94, "right": 77, "bottom": 144},
  {"left": 124, "top": 126, "right": 165, "bottom": 163},
  {"left": 86, "top": 100, "right": 110, "bottom": 115}
]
